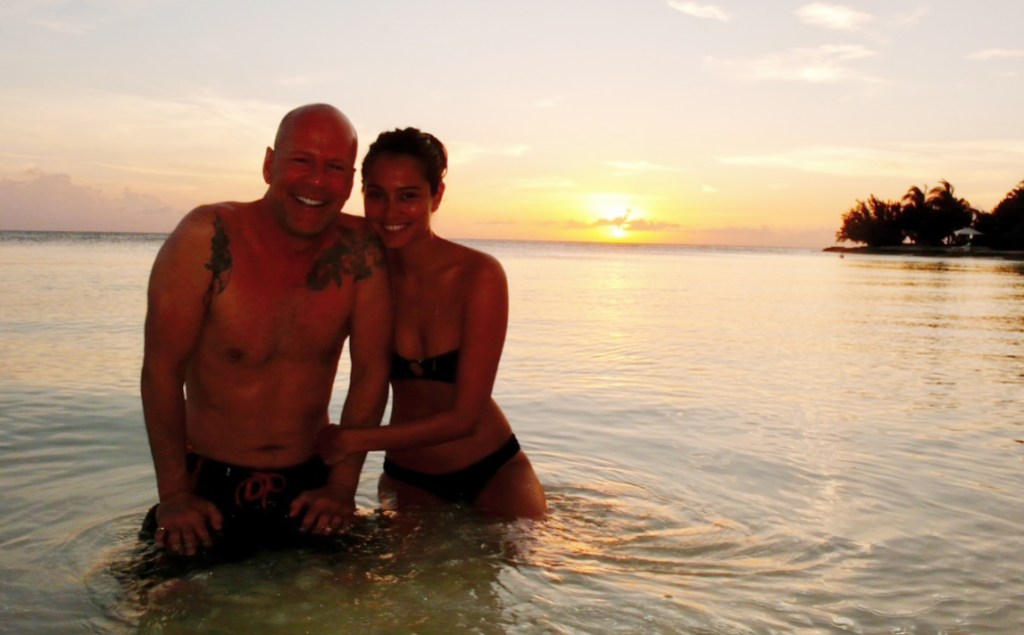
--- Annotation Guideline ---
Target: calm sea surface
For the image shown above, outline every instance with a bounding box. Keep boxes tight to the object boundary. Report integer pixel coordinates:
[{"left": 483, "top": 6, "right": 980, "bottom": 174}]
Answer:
[{"left": 1, "top": 231, "right": 1022, "bottom": 634}]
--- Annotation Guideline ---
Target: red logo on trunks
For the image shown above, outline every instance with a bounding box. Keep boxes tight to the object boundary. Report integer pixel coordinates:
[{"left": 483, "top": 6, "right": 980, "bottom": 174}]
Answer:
[{"left": 234, "top": 472, "right": 287, "bottom": 509}]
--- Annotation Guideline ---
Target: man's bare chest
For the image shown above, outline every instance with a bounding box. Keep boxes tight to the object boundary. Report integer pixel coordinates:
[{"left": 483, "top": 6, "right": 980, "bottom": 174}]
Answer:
[{"left": 203, "top": 265, "right": 355, "bottom": 358}]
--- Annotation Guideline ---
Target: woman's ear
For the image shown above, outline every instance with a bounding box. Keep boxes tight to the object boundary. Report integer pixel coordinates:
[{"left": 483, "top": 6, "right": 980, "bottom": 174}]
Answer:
[{"left": 431, "top": 182, "right": 446, "bottom": 212}]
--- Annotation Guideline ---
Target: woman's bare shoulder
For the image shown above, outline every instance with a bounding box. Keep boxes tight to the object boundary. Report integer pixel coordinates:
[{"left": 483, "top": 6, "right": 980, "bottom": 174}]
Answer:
[{"left": 444, "top": 242, "right": 505, "bottom": 289}]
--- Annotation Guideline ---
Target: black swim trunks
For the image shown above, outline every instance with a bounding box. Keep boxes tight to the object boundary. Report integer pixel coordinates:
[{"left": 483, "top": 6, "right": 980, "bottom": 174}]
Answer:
[
  {"left": 382, "top": 435, "right": 521, "bottom": 504},
  {"left": 140, "top": 453, "right": 330, "bottom": 557}
]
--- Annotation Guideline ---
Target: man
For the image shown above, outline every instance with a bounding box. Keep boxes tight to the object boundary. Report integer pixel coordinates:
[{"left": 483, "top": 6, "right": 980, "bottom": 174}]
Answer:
[{"left": 140, "top": 104, "right": 390, "bottom": 557}]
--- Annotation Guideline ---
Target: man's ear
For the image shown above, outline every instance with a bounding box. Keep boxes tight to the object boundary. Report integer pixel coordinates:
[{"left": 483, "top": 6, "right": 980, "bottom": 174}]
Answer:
[{"left": 262, "top": 147, "right": 274, "bottom": 184}]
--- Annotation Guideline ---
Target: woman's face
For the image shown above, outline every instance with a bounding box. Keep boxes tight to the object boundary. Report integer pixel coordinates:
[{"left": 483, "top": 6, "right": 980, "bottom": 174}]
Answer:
[{"left": 362, "top": 153, "right": 444, "bottom": 249}]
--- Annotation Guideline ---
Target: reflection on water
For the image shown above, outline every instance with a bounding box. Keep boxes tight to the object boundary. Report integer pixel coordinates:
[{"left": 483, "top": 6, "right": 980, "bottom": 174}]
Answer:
[
  {"left": 89, "top": 509, "right": 523, "bottom": 634},
  {"left": 84, "top": 487, "right": 842, "bottom": 634},
  {"left": 2, "top": 235, "right": 1024, "bottom": 634}
]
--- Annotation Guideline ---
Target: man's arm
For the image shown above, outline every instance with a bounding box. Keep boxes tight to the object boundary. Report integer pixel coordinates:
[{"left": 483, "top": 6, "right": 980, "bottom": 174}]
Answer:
[
  {"left": 140, "top": 207, "right": 225, "bottom": 554},
  {"left": 327, "top": 245, "right": 391, "bottom": 497},
  {"left": 293, "top": 227, "right": 391, "bottom": 533}
]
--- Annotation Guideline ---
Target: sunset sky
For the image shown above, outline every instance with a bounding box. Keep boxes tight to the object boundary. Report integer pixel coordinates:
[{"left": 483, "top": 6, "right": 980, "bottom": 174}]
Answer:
[{"left": 1, "top": 1, "right": 1021, "bottom": 247}]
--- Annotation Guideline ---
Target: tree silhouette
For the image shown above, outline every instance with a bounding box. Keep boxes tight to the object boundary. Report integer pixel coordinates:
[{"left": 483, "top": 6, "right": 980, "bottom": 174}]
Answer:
[
  {"left": 899, "top": 185, "right": 927, "bottom": 244},
  {"left": 901, "top": 180, "right": 974, "bottom": 246},
  {"left": 838, "top": 179, "right": 1022, "bottom": 249},
  {"left": 979, "top": 180, "right": 1024, "bottom": 249},
  {"left": 836, "top": 196, "right": 904, "bottom": 246}
]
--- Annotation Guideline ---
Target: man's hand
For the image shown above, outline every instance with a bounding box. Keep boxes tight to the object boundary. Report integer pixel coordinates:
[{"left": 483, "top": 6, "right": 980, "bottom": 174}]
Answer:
[
  {"left": 289, "top": 483, "right": 357, "bottom": 535},
  {"left": 154, "top": 493, "right": 223, "bottom": 556}
]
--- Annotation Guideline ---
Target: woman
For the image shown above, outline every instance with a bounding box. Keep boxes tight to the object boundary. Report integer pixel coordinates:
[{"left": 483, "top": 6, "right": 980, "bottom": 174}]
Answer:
[{"left": 319, "top": 127, "right": 547, "bottom": 519}]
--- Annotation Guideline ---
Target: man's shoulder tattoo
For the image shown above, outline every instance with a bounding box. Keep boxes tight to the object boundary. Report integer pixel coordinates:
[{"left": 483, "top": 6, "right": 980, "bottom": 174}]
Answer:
[
  {"left": 204, "top": 214, "right": 232, "bottom": 297},
  {"left": 306, "top": 228, "right": 387, "bottom": 291}
]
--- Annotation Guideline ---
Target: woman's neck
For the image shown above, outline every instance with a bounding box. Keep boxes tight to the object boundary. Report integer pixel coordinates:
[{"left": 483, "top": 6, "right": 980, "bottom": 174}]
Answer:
[{"left": 388, "top": 232, "right": 442, "bottom": 275}]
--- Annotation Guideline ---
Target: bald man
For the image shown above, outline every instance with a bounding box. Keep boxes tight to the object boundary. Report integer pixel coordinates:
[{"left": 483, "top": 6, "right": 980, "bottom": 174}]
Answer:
[{"left": 140, "top": 104, "right": 390, "bottom": 557}]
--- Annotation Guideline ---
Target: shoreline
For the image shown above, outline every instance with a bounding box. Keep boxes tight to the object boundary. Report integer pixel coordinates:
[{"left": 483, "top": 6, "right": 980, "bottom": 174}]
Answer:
[{"left": 823, "top": 245, "right": 1024, "bottom": 260}]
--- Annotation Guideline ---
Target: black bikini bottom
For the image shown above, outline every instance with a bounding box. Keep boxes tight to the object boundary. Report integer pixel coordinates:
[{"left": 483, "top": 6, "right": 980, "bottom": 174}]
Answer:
[{"left": 382, "top": 435, "right": 521, "bottom": 503}]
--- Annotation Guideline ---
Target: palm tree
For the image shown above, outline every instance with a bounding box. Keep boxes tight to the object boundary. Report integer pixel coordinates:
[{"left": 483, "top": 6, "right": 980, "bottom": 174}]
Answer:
[
  {"left": 899, "top": 185, "right": 928, "bottom": 245},
  {"left": 901, "top": 185, "right": 927, "bottom": 211},
  {"left": 926, "top": 180, "right": 975, "bottom": 245},
  {"left": 837, "top": 196, "right": 904, "bottom": 246},
  {"left": 983, "top": 180, "right": 1024, "bottom": 249},
  {"left": 899, "top": 180, "right": 973, "bottom": 246}
]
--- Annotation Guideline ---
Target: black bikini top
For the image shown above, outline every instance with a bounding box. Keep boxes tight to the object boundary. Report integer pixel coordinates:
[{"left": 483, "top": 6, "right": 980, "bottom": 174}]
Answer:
[{"left": 390, "top": 349, "right": 460, "bottom": 383}]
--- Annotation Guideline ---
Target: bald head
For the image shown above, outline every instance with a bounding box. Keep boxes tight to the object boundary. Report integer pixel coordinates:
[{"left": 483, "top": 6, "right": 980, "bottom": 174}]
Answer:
[
  {"left": 261, "top": 104, "right": 360, "bottom": 236},
  {"left": 274, "top": 103, "right": 357, "bottom": 151}
]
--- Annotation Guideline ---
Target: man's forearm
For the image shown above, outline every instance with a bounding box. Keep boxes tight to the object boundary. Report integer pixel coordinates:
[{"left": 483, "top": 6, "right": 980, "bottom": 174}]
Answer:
[
  {"left": 141, "top": 373, "right": 192, "bottom": 501},
  {"left": 324, "top": 453, "right": 367, "bottom": 503},
  {"left": 328, "top": 362, "right": 388, "bottom": 497}
]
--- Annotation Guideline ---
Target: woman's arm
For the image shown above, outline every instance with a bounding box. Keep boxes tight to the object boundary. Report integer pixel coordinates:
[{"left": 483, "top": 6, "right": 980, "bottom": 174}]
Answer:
[{"left": 333, "top": 253, "right": 508, "bottom": 455}]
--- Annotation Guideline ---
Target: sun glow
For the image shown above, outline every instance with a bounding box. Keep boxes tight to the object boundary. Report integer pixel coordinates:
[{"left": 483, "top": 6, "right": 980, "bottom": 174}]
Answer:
[{"left": 583, "top": 192, "right": 646, "bottom": 242}]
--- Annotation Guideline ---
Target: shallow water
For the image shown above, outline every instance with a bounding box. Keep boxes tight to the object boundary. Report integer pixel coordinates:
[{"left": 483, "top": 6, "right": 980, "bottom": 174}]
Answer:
[{"left": 1, "top": 232, "right": 1022, "bottom": 634}]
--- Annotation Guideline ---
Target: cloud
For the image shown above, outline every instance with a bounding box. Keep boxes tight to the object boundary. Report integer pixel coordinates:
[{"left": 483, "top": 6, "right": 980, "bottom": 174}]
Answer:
[
  {"left": 605, "top": 160, "right": 681, "bottom": 173},
  {"left": 718, "top": 140, "right": 1024, "bottom": 179},
  {"left": 0, "top": 88, "right": 280, "bottom": 167},
  {"left": 473, "top": 218, "right": 521, "bottom": 226},
  {"left": 666, "top": 1, "right": 730, "bottom": 22},
  {"left": 0, "top": 169, "right": 176, "bottom": 232},
  {"left": 888, "top": 4, "right": 929, "bottom": 28},
  {"left": 450, "top": 142, "right": 530, "bottom": 165},
  {"left": 0, "top": 87, "right": 305, "bottom": 208},
  {"left": 626, "top": 218, "right": 682, "bottom": 231},
  {"left": 566, "top": 209, "right": 681, "bottom": 232},
  {"left": 5, "top": 0, "right": 155, "bottom": 34},
  {"left": 705, "top": 44, "right": 881, "bottom": 84},
  {"left": 506, "top": 176, "right": 578, "bottom": 190},
  {"left": 968, "top": 49, "right": 1024, "bottom": 61},
  {"left": 275, "top": 73, "right": 346, "bottom": 87},
  {"left": 720, "top": 145, "right": 895, "bottom": 175},
  {"left": 796, "top": 3, "right": 873, "bottom": 31},
  {"left": 592, "top": 211, "right": 632, "bottom": 227}
]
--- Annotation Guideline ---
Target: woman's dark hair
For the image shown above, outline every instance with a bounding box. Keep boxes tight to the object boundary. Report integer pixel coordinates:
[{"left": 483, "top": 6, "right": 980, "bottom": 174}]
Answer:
[{"left": 361, "top": 127, "right": 448, "bottom": 195}]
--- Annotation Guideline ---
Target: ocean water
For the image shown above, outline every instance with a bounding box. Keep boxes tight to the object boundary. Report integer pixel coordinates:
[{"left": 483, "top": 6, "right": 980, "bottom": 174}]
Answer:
[{"left": 1, "top": 231, "right": 1022, "bottom": 634}]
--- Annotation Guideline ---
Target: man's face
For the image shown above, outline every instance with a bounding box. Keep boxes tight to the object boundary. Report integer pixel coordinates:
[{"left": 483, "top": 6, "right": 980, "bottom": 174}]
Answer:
[{"left": 263, "top": 111, "right": 357, "bottom": 238}]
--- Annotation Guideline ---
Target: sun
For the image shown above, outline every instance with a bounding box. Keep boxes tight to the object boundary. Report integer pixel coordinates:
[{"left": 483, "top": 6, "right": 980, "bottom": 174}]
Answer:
[{"left": 580, "top": 193, "right": 651, "bottom": 242}]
